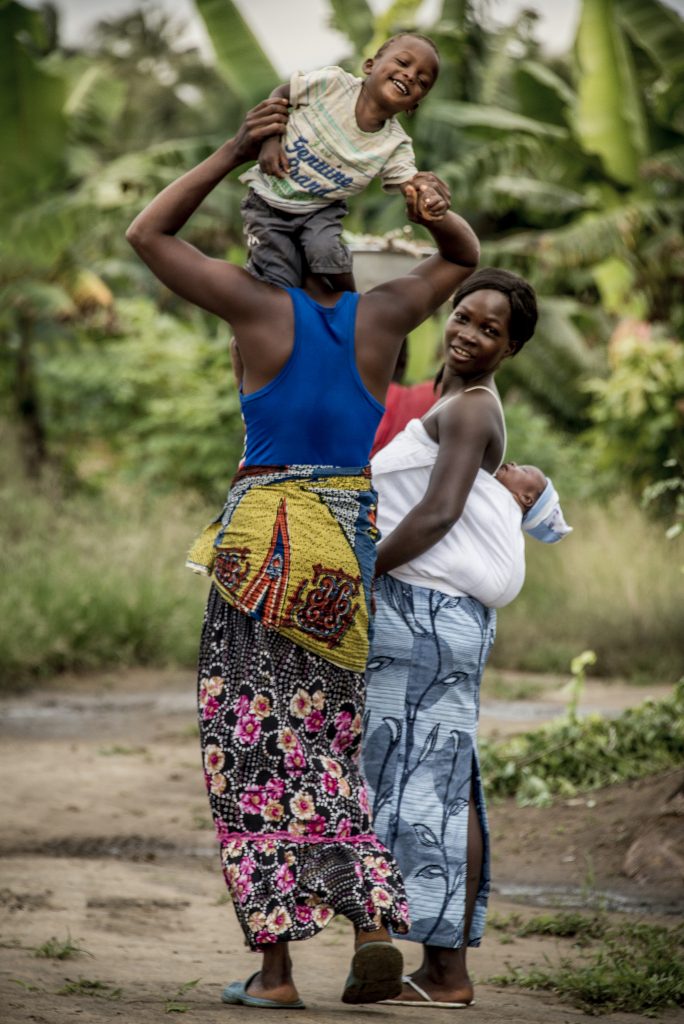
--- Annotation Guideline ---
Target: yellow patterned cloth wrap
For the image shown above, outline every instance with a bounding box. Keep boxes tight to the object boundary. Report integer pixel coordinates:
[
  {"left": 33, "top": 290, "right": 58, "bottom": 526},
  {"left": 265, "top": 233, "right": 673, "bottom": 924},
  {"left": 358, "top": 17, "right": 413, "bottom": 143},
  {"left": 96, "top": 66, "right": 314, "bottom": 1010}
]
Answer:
[{"left": 186, "top": 464, "right": 379, "bottom": 673}]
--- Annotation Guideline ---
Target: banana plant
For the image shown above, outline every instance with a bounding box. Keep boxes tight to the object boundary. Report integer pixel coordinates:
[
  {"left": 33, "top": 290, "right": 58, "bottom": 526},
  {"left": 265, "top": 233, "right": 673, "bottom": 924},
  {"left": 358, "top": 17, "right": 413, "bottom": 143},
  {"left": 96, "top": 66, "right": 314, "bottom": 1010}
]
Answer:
[
  {"left": 420, "top": 0, "right": 684, "bottom": 339},
  {"left": 1, "top": 3, "right": 125, "bottom": 475},
  {"left": 0, "top": 1, "right": 67, "bottom": 214},
  {"left": 195, "top": 0, "right": 278, "bottom": 105}
]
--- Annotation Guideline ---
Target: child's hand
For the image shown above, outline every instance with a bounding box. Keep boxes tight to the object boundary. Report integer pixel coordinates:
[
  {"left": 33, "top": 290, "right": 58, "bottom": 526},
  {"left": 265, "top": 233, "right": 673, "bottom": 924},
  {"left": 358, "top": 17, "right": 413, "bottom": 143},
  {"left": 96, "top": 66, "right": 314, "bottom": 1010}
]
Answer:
[
  {"left": 409, "top": 171, "right": 450, "bottom": 221},
  {"left": 259, "top": 136, "right": 290, "bottom": 178},
  {"left": 416, "top": 184, "right": 447, "bottom": 221},
  {"left": 403, "top": 184, "right": 421, "bottom": 224}
]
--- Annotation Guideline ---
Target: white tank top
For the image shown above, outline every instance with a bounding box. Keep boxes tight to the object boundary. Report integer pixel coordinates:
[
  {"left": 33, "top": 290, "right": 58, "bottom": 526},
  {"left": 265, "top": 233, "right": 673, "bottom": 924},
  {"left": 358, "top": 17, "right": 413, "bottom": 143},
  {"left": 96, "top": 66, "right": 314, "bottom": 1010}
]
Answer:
[{"left": 371, "top": 387, "right": 525, "bottom": 608}]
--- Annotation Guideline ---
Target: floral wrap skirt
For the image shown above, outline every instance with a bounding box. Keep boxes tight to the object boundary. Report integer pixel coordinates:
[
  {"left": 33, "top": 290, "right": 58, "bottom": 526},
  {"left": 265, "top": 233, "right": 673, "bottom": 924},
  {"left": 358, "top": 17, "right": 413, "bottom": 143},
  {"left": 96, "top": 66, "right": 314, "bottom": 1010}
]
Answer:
[
  {"left": 197, "top": 585, "right": 410, "bottom": 949},
  {"left": 362, "top": 574, "right": 496, "bottom": 949}
]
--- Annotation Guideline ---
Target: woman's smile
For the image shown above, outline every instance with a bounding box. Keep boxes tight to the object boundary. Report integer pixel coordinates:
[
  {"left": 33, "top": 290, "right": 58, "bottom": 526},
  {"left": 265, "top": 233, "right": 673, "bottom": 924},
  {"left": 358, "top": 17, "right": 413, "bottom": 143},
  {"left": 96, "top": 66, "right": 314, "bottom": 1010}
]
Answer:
[
  {"left": 443, "top": 289, "right": 515, "bottom": 376},
  {"left": 449, "top": 341, "right": 475, "bottom": 361}
]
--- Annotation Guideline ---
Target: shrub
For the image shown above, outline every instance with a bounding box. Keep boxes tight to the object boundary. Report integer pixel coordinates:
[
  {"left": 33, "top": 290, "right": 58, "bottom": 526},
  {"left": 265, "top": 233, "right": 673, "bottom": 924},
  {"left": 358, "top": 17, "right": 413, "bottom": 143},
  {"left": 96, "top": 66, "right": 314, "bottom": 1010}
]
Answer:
[{"left": 493, "top": 496, "right": 684, "bottom": 680}]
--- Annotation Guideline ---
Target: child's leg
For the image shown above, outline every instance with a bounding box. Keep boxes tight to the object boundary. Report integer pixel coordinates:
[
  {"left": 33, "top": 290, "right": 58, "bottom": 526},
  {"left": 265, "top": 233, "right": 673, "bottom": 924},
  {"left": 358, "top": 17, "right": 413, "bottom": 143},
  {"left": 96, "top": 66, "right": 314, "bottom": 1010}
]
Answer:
[
  {"left": 240, "top": 190, "right": 303, "bottom": 289},
  {"left": 300, "top": 202, "right": 356, "bottom": 292}
]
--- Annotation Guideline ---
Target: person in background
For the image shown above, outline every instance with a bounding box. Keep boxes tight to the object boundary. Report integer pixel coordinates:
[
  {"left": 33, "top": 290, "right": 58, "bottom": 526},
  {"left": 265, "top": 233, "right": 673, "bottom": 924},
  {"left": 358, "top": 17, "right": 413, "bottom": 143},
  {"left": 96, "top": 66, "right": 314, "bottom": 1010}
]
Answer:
[{"left": 370, "top": 338, "right": 440, "bottom": 458}]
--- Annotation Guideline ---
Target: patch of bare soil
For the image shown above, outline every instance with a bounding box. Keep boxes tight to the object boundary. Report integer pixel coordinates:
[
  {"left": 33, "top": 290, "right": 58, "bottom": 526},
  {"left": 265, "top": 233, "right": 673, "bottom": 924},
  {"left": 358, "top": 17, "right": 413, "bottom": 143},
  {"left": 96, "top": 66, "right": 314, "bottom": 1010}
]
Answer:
[
  {"left": 0, "top": 669, "right": 680, "bottom": 1024},
  {"left": 491, "top": 770, "right": 684, "bottom": 913}
]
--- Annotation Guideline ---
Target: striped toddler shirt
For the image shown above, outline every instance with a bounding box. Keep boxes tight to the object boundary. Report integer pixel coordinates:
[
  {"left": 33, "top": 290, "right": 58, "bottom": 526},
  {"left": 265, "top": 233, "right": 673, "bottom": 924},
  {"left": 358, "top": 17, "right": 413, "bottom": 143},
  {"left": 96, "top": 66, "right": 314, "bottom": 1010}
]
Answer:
[{"left": 240, "top": 66, "right": 417, "bottom": 213}]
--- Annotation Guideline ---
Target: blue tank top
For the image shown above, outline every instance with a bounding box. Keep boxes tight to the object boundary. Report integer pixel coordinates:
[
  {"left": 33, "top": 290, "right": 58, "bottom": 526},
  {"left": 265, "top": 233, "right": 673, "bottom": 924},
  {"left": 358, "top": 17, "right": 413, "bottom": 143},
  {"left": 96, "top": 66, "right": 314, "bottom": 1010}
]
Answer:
[{"left": 240, "top": 288, "right": 384, "bottom": 466}]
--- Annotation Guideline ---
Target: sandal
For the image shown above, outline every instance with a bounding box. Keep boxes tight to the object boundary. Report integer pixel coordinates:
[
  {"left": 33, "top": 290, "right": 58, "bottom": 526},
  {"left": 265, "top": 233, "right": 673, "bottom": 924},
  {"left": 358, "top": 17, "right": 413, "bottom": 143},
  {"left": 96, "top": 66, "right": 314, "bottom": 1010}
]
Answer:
[
  {"left": 222, "top": 971, "right": 305, "bottom": 1009},
  {"left": 380, "top": 974, "right": 474, "bottom": 1008},
  {"left": 341, "top": 940, "right": 403, "bottom": 1004}
]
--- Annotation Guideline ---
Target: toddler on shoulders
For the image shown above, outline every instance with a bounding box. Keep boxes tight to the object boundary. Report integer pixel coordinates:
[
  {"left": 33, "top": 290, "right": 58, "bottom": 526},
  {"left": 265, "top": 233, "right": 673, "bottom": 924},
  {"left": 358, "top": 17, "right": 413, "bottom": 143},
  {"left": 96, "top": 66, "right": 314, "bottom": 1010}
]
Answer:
[{"left": 239, "top": 32, "right": 447, "bottom": 290}]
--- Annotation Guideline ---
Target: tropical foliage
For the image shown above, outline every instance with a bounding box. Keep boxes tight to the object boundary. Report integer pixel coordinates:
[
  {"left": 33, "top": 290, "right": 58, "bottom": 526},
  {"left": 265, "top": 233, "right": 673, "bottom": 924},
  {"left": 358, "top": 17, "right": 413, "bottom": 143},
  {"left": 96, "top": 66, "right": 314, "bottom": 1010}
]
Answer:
[
  {"left": 1, "top": 0, "right": 681, "bottom": 680},
  {"left": 585, "top": 318, "right": 684, "bottom": 510}
]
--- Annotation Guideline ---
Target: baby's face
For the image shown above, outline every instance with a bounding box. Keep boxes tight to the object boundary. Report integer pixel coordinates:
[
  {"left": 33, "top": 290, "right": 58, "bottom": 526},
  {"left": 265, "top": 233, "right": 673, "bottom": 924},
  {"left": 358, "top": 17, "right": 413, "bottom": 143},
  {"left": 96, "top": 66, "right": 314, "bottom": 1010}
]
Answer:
[{"left": 495, "top": 462, "right": 546, "bottom": 512}]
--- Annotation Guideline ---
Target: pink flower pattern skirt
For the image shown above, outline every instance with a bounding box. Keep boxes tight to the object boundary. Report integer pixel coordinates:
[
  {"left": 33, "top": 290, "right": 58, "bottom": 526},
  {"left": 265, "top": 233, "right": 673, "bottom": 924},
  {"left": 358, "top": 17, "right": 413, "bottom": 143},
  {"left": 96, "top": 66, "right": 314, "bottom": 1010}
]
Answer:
[{"left": 197, "top": 586, "right": 410, "bottom": 949}]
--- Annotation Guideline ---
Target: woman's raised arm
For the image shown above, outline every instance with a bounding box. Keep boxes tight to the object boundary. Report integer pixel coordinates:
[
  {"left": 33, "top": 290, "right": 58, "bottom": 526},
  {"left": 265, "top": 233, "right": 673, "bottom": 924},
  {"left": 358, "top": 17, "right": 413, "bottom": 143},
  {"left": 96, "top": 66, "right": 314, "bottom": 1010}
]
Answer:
[
  {"left": 356, "top": 185, "right": 480, "bottom": 402},
  {"left": 125, "top": 99, "right": 289, "bottom": 324}
]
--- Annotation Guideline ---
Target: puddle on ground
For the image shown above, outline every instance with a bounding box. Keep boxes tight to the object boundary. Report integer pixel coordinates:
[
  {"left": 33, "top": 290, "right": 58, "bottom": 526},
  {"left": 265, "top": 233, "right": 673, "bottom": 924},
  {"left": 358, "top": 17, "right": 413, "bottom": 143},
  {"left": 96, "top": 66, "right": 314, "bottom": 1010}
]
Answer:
[
  {"left": 0, "top": 834, "right": 210, "bottom": 861},
  {"left": 3, "top": 836, "right": 678, "bottom": 916},
  {"left": 494, "top": 881, "right": 682, "bottom": 917},
  {"left": 0, "top": 692, "right": 196, "bottom": 740},
  {"left": 0, "top": 692, "right": 628, "bottom": 741}
]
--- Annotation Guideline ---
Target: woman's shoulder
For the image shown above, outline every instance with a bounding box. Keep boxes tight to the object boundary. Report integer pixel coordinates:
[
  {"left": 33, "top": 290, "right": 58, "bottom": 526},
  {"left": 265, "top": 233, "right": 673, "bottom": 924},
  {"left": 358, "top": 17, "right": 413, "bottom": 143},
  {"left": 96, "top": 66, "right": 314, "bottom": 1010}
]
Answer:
[
  {"left": 434, "top": 385, "right": 502, "bottom": 427},
  {"left": 428, "top": 387, "right": 505, "bottom": 469}
]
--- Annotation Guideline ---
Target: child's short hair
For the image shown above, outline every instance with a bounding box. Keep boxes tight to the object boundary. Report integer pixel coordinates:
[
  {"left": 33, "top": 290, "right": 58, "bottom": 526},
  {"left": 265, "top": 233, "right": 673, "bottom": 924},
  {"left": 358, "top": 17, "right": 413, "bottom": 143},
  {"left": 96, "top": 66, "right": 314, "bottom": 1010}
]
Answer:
[{"left": 374, "top": 32, "right": 440, "bottom": 62}]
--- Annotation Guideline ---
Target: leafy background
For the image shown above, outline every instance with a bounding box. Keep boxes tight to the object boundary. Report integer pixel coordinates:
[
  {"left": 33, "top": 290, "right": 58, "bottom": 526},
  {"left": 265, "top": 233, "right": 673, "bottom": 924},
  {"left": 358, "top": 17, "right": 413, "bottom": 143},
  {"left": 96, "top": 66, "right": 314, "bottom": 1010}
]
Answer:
[{"left": 1, "top": 0, "right": 682, "bottom": 684}]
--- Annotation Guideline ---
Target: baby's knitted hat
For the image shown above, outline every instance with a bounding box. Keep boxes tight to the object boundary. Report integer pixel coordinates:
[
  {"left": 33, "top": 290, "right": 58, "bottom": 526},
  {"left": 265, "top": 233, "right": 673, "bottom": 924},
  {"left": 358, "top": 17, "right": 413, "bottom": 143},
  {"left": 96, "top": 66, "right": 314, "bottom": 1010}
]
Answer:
[{"left": 522, "top": 478, "right": 572, "bottom": 544}]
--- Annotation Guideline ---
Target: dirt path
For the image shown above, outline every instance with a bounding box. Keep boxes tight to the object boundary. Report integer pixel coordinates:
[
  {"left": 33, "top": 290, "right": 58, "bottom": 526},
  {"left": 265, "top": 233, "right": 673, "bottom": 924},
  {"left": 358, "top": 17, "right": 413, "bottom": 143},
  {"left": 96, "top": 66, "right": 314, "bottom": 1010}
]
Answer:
[{"left": 0, "top": 669, "right": 680, "bottom": 1024}]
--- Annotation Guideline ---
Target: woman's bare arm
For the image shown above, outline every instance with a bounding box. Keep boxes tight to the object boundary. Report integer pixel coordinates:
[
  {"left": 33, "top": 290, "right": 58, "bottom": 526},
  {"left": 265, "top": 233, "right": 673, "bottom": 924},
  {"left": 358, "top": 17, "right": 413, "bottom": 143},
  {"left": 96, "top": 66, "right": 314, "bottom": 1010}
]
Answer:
[
  {"left": 125, "top": 98, "right": 289, "bottom": 327},
  {"left": 374, "top": 394, "right": 498, "bottom": 576},
  {"left": 356, "top": 184, "right": 480, "bottom": 402}
]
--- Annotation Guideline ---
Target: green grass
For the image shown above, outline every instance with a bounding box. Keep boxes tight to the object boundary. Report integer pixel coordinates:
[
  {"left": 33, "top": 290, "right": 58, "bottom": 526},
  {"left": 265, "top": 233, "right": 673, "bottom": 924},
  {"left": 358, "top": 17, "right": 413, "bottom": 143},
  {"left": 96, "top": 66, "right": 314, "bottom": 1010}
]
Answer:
[
  {"left": 490, "top": 920, "right": 684, "bottom": 1016},
  {"left": 34, "top": 934, "right": 91, "bottom": 960},
  {"left": 488, "top": 910, "right": 607, "bottom": 945},
  {"left": 164, "top": 979, "right": 200, "bottom": 1014},
  {"left": 58, "top": 977, "right": 122, "bottom": 999},
  {"left": 2, "top": 430, "right": 681, "bottom": 687},
  {"left": 0, "top": 434, "right": 207, "bottom": 688},
  {"left": 481, "top": 671, "right": 544, "bottom": 701},
  {"left": 11, "top": 978, "right": 41, "bottom": 992},
  {"left": 493, "top": 496, "right": 684, "bottom": 681}
]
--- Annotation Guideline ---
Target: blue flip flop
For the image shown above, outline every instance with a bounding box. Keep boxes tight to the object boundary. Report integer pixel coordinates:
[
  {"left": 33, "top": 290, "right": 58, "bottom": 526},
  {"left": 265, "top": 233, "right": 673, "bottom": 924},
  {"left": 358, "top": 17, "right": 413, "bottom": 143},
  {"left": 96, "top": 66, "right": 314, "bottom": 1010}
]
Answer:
[
  {"left": 341, "top": 940, "right": 404, "bottom": 1004},
  {"left": 222, "top": 971, "right": 306, "bottom": 1009}
]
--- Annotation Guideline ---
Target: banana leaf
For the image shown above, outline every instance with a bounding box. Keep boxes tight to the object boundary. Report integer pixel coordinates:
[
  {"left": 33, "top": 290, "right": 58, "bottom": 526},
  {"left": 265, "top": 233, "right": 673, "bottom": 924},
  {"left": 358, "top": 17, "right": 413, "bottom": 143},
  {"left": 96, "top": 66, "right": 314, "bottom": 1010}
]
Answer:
[
  {"left": 615, "top": 0, "right": 684, "bottom": 79},
  {"left": 437, "top": 0, "right": 470, "bottom": 25},
  {"left": 514, "top": 60, "right": 575, "bottom": 127},
  {"left": 195, "top": 0, "right": 278, "bottom": 106},
  {"left": 482, "top": 197, "right": 683, "bottom": 270},
  {"left": 329, "top": 0, "right": 374, "bottom": 55},
  {"left": 424, "top": 100, "right": 568, "bottom": 138},
  {"left": 498, "top": 297, "right": 601, "bottom": 428},
  {"left": 641, "top": 144, "right": 684, "bottom": 183},
  {"left": 370, "top": 0, "right": 423, "bottom": 55},
  {"left": 573, "top": 0, "right": 647, "bottom": 186},
  {"left": 0, "top": 192, "right": 102, "bottom": 277},
  {"left": 0, "top": 1, "right": 67, "bottom": 213},
  {"left": 485, "top": 175, "right": 590, "bottom": 216},
  {"left": 0, "top": 279, "right": 76, "bottom": 321}
]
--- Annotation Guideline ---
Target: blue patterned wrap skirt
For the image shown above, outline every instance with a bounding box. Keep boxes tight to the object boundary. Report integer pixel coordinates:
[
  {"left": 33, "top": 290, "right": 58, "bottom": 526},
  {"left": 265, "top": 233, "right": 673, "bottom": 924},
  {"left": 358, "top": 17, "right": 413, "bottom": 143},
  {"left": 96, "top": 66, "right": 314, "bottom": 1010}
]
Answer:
[{"left": 362, "top": 573, "right": 496, "bottom": 948}]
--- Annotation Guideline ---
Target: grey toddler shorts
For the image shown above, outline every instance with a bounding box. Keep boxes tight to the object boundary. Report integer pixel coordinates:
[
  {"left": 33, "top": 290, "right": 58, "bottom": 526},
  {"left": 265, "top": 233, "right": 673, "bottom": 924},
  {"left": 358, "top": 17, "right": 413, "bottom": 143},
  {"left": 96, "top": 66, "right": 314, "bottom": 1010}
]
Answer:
[{"left": 240, "top": 190, "right": 352, "bottom": 289}]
